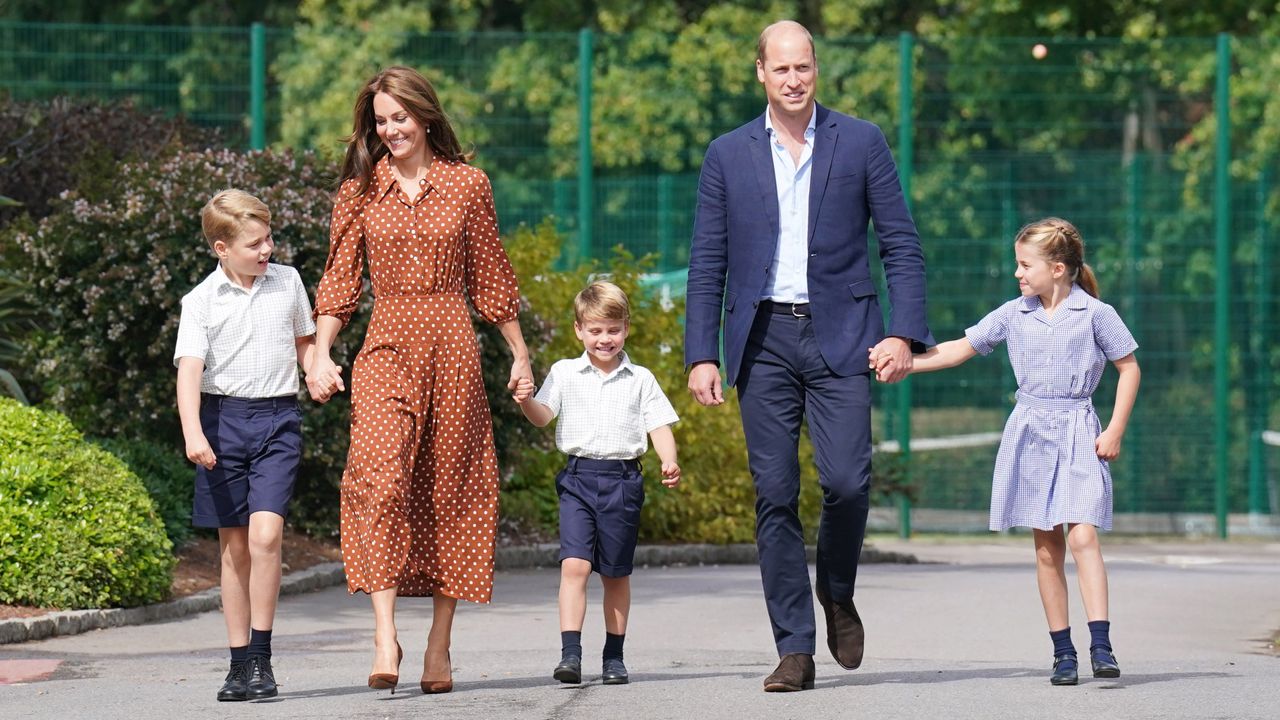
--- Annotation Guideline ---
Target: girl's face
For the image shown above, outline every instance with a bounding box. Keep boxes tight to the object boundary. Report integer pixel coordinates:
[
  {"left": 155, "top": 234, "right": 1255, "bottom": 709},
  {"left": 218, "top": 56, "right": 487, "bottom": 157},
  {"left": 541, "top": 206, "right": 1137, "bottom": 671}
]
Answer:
[
  {"left": 1014, "top": 242, "right": 1066, "bottom": 299},
  {"left": 373, "top": 91, "right": 428, "bottom": 164}
]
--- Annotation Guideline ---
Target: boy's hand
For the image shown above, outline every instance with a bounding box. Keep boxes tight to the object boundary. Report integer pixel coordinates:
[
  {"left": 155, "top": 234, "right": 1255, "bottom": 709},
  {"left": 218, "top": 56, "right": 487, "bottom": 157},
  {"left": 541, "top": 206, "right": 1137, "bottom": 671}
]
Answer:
[
  {"left": 1095, "top": 428, "right": 1123, "bottom": 461},
  {"left": 512, "top": 377, "right": 536, "bottom": 404},
  {"left": 185, "top": 436, "right": 217, "bottom": 470},
  {"left": 307, "top": 357, "right": 345, "bottom": 403},
  {"left": 660, "top": 461, "right": 681, "bottom": 487}
]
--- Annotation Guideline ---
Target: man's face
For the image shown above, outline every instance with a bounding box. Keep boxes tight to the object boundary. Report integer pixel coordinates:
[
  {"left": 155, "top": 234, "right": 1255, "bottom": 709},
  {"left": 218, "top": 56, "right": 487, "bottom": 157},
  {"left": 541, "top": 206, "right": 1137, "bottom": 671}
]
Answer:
[{"left": 756, "top": 30, "right": 817, "bottom": 121}]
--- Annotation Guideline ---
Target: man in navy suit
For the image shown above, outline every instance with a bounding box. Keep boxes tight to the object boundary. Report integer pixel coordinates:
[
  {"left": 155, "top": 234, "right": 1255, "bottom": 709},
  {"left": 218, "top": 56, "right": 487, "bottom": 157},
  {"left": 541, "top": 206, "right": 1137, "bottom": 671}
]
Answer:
[{"left": 685, "top": 20, "right": 933, "bottom": 692}]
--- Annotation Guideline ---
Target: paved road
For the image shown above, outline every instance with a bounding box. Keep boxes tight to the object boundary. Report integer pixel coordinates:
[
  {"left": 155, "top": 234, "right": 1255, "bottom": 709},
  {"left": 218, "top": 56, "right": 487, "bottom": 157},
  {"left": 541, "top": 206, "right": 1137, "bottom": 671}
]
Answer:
[{"left": 1, "top": 537, "right": 1277, "bottom": 719}]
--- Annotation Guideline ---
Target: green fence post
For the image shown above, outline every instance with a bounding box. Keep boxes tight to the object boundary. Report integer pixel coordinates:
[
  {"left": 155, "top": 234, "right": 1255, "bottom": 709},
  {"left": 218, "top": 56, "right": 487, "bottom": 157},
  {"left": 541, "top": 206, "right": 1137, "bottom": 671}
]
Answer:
[
  {"left": 896, "top": 31, "right": 915, "bottom": 539},
  {"left": 249, "top": 22, "right": 265, "bottom": 151},
  {"left": 577, "top": 28, "right": 594, "bottom": 264},
  {"left": 1213, "top": 33, "right": 1232, "bottom": 538},
  {"left": 1125, "top": 152, "right": 1144, "bottom": 513},
  {"left": 657, "top": 174, "right": 674, "bottom": 272},
  {"left": 1248, "top": 165, "right": 1271, "bottom": 514}
]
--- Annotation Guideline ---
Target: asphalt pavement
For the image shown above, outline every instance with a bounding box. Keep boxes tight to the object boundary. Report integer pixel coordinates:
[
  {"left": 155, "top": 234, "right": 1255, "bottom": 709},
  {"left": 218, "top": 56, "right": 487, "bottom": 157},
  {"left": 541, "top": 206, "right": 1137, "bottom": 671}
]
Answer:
[{"left": 1, "top": 536, "right": 1276, "bottom": 720}]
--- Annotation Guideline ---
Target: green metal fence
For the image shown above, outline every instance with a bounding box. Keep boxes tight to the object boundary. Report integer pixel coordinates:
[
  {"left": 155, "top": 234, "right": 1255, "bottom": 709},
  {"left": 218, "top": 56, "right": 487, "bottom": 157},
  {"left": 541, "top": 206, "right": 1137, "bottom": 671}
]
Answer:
[{"left": 2, "top": 22, "right": 1277, "bottom": 536}]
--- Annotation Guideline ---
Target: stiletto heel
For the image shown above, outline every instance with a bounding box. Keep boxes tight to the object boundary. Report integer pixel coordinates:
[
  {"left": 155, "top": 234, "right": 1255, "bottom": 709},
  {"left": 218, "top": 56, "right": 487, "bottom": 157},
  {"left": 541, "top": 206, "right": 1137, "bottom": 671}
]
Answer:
[
  {"left": 420, "top": 650, "right": 453, "bottom": 694},
  {"left": 368, "top": 641, "right": 403, "bottom": 692}
]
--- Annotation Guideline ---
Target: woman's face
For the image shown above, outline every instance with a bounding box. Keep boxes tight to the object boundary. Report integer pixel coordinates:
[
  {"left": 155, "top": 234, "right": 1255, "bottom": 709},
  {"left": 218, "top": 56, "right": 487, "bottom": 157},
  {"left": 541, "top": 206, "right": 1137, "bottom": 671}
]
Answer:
[{"left": 373, "top": 91, "right": 428, "bottom": 164}]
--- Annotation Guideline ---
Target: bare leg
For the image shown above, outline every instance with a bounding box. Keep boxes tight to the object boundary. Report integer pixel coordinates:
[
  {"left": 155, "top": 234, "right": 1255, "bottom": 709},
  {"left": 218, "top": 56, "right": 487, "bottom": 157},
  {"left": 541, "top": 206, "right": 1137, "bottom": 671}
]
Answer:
[
  {"left": 559, "top": 559, "right": 592, "bottom": 632},
  {"left": 423, "top": 593, "right": 457, "bottom": 683},
  {"left": 1066, "top": 523, "right": 1109, "bottom": 622},
  {"left": 219, "top": 527, "right": 251, "bottom": 647},
  {"left": 246, "top": 511, "right": 284, "bottom": 632},
  {"left": 370, "top": 587, "right": 400, "bottom": 676},
  {"left": 1033, "top": 526, "right": 1070, "bottom": 630},
  {"left": 600, "top": 575, "right": 631, "bottom": 636}
]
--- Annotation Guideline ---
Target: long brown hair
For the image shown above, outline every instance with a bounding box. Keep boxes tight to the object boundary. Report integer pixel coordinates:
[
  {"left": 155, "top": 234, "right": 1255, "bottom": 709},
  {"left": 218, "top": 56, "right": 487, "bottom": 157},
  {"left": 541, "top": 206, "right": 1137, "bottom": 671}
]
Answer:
[
  {"left": 1014, "top": 217, "right": 1100, "bottom": 298},
  {"left": 337, "top": 66, "right": 473, "bottom": 198}
]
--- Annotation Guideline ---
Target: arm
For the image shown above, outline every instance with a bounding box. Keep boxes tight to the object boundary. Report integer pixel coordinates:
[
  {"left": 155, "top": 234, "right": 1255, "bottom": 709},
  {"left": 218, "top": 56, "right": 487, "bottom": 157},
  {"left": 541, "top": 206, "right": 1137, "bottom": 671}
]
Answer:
[
  {"left": 1096, "top": 353, "right": 1140, "bottom": 461},
  {"left": 514, "top": 388, "right": 555, "bottom": 427},
  {"left": 872, "top": 338, "right": 976, "bottom": 379},
  {"left": 176, "top": 357, "right": 215, "bottom": 469},
  {"left": 307, "top": 316, "right": 345, "bottom": 402},
  {"left": 686, "top": 142, "right": 729, "bottom": 406},
  {"left": 649, "top": 424, "right": 681, "bottom": 487},
  {"left": 497, "top": 318, "right": 533, "bottom": 395}
]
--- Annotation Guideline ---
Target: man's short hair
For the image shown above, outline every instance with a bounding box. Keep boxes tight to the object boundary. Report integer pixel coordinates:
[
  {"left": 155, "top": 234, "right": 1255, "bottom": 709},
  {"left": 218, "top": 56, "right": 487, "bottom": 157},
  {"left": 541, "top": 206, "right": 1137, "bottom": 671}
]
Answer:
[
  {"left": 756, "top": 20, "right": 817, "bottom": 64},
  {"left": 201, "top": 189, "right": 271, "bottom": 250},
  {"left": 574, "top": 281, "right": 630, "bottom": 323}
]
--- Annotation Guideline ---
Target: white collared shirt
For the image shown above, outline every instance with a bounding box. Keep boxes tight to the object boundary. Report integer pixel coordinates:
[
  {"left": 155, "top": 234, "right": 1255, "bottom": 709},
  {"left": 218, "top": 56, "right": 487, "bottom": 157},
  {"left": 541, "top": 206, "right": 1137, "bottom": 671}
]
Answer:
[
  {"left": 762, "top": 105, "right": 817, "bottom": 303},
  {"left": 173, "top": 262, "right": 317, "bottom": 398},
  {"left": 533, "top": 351, "right": 679, "bottom": 460}
]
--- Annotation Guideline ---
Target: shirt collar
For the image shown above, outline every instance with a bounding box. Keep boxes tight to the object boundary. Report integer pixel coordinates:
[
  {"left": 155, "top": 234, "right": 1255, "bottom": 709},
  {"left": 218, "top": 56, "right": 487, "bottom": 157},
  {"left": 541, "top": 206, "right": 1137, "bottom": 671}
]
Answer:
[
  {"left": 1018, "top": 283, "right": 1090, "bottom": 313},
  {"left": 210, "top": 262, "right": 271, "bottom": 294},
  {"left": 372, "top": 153, "right": 452, "bottom": 202},
  {"left": 571, "top": 350, "right": 634, "bottom": 377},
  {"left": 764, "top": 105, "right": 817, "bottom": 140}
]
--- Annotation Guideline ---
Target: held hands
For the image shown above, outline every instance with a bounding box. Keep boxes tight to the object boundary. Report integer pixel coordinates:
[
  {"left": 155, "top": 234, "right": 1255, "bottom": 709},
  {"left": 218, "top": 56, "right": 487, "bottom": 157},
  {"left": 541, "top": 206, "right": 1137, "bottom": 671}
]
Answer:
[
  {"left": 306, "top": 355, "right": 345, "bottom": 403},
  {"left": 660, "top": 461, "right": 682, "bottom": 488},
  {"left": 867, "top": 337, "right": 913, "bottom": 383},
  {"left": 1095, "top": 428, "right": 1124, "bottom": 461},
  {"left": 512, "top": 376, "right": 536, "bottom": 404},
  {"left": 185, "top": 435, "right": 217, "bottom": 470}
]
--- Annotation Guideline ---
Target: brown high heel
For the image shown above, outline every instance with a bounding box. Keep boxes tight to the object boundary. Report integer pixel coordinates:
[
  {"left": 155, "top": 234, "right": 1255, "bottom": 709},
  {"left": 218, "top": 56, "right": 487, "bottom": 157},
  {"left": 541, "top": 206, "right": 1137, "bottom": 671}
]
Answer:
[
  {"left": 420, "top": 650, "right": 453, "bottom": 694},
  {"left": 367, "top": 642, "right": 403, "bottom": 692}
]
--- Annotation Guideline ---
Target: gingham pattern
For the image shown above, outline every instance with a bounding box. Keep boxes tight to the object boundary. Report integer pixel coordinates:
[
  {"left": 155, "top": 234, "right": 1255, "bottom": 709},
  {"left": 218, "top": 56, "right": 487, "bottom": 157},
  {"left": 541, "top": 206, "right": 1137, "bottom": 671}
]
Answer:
[
  {"left": 174, "top": 263, "right": 316, "bottom": 398},
  {"left": 965, "top": 284, "right": 1138, "bottom": 531},
  {"left": 534, "top": 351, "right": 679, "bottom": 460}
]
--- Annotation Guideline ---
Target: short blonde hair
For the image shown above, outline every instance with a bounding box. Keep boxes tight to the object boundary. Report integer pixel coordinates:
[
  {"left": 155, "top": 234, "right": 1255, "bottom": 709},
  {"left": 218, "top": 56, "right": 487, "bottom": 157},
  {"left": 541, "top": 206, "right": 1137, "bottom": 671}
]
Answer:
[
  {"left": 573, "top": 281, "right": 630, "bottom": 323},
  {"left": 201, "top": 189, "right": 271, "bottom": 250}
]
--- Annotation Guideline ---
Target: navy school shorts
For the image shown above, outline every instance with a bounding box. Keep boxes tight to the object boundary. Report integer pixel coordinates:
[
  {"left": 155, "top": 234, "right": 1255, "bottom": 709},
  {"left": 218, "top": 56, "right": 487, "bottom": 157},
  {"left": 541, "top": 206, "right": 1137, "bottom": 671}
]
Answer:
[
  {"left": 192, "top": 393, "right": 302, "bottom": 528},
  {"left": 556, "top": 456, "right": 645, "bottom": 577}
]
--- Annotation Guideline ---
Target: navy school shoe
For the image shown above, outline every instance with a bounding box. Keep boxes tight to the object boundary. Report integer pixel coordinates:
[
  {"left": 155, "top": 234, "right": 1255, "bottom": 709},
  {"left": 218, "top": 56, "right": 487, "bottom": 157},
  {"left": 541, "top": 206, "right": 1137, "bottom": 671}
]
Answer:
[
  {"left": 1050, "top": 653, "right": 1079, "bottom": 686},
  {"left": 1090, "top": 646, "right": 1121, "bottom": 678},
  {"left": 216, "top": 662, "right": 249, "bottom": 701},
  {"left": 554, "top": 653, "right": 582, "bottom": 684}
]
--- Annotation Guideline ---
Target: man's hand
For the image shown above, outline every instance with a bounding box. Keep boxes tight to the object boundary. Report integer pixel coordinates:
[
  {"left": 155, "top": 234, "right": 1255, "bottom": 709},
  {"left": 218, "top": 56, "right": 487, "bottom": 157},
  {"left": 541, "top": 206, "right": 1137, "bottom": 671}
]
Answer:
[
  {"left": 688, "top": 362, "right": 724, "bottom": 406},
  {"left": 869, "top": 336, "right": 913, "bottom": 383}
]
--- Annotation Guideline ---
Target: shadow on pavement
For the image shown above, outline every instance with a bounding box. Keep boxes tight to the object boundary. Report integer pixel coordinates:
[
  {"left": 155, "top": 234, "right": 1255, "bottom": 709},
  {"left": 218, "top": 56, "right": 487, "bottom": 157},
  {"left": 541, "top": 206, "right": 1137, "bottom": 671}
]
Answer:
[{"left": 817, "top": 667, "right": 1234, "bottom": 688}]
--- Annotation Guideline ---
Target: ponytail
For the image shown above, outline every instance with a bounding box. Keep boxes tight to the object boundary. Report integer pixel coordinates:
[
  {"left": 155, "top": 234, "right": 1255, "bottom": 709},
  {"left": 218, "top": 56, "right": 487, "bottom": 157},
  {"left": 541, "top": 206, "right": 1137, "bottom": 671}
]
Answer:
[{"left": 1076, "top": 262, "right": 1100, "bottom": 298}]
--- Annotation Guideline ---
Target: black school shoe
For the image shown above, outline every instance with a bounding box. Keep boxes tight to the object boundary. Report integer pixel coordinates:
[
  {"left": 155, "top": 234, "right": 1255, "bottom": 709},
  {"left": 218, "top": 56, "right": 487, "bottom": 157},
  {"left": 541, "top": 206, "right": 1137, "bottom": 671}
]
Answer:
[
  {"left": 553, "top": 654, "right": 582, "bottom": 684},
  {"left": 601, "top": 657, "right": 629, "bottom": 685},
  {"left": 245, "top": 654, "right": 278, "bottom": 699},
  {"left": 1050, "top": 653, "right": 1079, "bottom": 686},
  {"left": 217, "top": 662, "right": 249, "bottom": 701},
  {"left": 1091, "top": 646, "right": 1121, "bottom": 678}
]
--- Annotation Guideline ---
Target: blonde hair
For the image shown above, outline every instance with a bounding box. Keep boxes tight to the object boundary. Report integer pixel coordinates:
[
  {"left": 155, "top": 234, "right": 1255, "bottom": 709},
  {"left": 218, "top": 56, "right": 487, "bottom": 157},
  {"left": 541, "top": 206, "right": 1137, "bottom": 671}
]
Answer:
[
  {"left": 200, "top": 189, "right": 270, "bottom": 250},
  {"left": 1014, "top": 217, "right": 1100, "bottom": 298},
  {"left": 573, "top": 281, "right": 630, "bottom": 323}
]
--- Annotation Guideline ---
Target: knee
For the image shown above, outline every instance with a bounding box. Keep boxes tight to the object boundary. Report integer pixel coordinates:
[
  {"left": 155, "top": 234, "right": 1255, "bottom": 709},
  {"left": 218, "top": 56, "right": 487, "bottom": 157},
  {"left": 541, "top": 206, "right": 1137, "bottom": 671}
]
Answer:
[
  {"left": 561, "top": 559, "right": 592, "bottom": 584},
  {"left": 248, "top": 528, "right": 282, "bottom": 560},
  {"left": 1067, "top": 525, "right": 1099, "bottom": 555}
]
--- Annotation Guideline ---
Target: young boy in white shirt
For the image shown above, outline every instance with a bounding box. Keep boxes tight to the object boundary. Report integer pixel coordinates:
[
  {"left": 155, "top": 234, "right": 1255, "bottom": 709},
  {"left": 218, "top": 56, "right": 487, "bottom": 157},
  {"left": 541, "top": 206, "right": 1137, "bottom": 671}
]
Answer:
[
  {"left": 514, "top": 280, "right": 680, "bottom": 686},
  {"left": 174, "top": 189, "right": 340, "bottom": 702}
]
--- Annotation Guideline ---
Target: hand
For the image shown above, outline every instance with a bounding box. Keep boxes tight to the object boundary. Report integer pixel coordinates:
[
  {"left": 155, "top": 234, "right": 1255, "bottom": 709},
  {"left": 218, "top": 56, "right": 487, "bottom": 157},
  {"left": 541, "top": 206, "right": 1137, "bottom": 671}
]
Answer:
[
  {"left": 869, "top": 337, "right": 912, "bottom": 383},
  {"left": 185, "top": 435, "right": 217, "bottom": 470},
  {"left": 307, "top": 355, "right": 345, "bottom": 403},
  {"left": 660, "top": 461, "right": 681, "bottom": 487},
  {"left": 507, "top": 355, "right": 533, "bottom": 397},
  {"left": 688, "top": 362, "right": 724, "bottom": 406},
  {"left": 512, "top": 377, "right": 536, "bottom": 404},
  {"left": 1095, "top": 428, "right": 1123, "bottom": 461}
]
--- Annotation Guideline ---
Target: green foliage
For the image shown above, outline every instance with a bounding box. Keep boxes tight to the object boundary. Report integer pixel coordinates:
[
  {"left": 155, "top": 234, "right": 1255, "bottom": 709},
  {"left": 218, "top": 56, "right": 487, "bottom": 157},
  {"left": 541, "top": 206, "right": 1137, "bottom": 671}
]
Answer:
[
  {"left": 93, "top": 437, "right": 195, "bottom": 547},
  {"left": 0, "top": 398, "right": 173, "bottom": 608}
]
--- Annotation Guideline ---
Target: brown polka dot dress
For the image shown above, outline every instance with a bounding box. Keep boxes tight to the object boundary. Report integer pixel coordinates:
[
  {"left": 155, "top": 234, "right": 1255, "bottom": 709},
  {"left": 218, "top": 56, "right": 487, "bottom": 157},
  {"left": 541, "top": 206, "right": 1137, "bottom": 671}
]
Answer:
[{"left": 314, "top": 155, "right": 519, "bottom": 604}]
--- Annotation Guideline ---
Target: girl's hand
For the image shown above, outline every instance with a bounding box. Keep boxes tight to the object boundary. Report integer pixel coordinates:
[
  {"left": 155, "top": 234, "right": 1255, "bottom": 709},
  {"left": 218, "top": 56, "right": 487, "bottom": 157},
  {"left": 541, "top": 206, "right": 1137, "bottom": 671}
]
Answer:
[
  {"left": 1095, "top": 428, "right": 1123, "bottom": 461},
  {"left": 660, "top": 461, "right": 681, "bottom": 487}
]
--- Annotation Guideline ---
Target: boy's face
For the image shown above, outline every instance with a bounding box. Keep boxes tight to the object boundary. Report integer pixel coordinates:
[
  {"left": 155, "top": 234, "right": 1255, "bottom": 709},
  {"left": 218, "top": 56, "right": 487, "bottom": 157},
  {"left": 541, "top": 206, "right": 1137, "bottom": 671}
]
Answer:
[
  {"left": 215, "top": 219, "right": 274, "bottom": 282},
  {"left": 574, "top": 316, "right": 629, "bottom": 368}
]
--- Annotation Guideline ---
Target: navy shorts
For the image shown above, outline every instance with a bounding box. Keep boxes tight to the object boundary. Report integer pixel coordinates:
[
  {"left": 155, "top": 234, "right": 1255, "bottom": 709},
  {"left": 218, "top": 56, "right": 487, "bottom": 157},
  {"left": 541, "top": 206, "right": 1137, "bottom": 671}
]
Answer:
[
  {"left": 192, "top": 394, "right": 302, "bottom": 528},
  {"left": 556, "top": 456, "right": 645, "bottom": 577}
]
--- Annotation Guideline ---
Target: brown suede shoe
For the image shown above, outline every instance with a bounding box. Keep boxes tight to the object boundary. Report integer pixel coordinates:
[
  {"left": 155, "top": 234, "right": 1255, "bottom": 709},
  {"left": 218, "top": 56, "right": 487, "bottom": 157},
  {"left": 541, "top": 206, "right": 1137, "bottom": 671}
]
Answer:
[
  {"left": 816, "top": 585, "right": 865, "bottom": 670},
  {"left": 762, "top": 653, "right": 815, "bottom": 692}
]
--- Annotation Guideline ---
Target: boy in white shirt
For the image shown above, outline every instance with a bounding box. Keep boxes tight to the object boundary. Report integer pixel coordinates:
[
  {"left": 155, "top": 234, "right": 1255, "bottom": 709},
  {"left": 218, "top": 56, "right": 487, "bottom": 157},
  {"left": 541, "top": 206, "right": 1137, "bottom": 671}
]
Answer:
[
  {"left": 174, "top": 189, "right": 340, "bottom": 702},
  {"left": 514, "top": 281, "right": 680, "bottom": 686}
]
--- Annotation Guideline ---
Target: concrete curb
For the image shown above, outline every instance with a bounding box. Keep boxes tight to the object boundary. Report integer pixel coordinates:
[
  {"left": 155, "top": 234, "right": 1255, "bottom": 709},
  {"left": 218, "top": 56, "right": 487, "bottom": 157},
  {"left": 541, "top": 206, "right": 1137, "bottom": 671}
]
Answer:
[{"left": 0, "top": 544, "right": 914, "bottom": 645}]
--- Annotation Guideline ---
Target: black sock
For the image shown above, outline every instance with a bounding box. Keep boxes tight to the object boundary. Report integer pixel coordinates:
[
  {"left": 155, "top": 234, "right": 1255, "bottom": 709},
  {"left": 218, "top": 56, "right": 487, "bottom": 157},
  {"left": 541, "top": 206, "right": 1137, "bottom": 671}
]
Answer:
[
  {"left": 248, "top": 628, "right": 272, "bottom": 659},
  {"left": 1049, "top": 627, "right": 1075, "bottom": 657},
  {"left": 1087, "top": 620, "right": 1112, "bottom": 653},
  {"left": 230, "top": 645, "right": 248, "bottom": 667},
  {"left": 603, "top": 632, "right": 625, "bottom": 661},
  {"left": 561, "top": 631, "right": 582, "bottom": 659}
]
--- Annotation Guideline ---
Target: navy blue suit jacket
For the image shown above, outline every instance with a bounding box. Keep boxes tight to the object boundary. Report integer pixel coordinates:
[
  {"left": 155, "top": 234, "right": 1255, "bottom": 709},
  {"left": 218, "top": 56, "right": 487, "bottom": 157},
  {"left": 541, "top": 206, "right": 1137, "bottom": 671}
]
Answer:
[{"left": 685, "top": 103, "right": 934, "bottom": 386}]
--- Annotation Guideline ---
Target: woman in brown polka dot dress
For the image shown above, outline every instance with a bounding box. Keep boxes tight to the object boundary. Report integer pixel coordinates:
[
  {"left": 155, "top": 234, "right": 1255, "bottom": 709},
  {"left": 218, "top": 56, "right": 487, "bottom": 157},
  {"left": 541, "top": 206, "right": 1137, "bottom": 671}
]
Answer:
[{"left": 308, "top": 66, "right": 533, "bottom": 694}]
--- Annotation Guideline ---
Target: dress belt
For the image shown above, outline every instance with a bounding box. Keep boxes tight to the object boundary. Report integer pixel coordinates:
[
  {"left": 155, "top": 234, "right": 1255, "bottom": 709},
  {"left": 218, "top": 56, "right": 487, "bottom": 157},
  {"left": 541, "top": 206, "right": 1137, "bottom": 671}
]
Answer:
[{"left": 1014, "top": 392, "right": 1093, "bottom": 413}]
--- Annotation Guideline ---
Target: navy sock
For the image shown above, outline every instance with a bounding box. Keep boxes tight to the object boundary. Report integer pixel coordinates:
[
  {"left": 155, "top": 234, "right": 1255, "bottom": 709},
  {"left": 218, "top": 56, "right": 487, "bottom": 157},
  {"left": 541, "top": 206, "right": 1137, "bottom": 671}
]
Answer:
[
  {"left": 561, "top": 631, "right": 582, "bottom": 658},
  {"left": 1087, "top": 620, "right": 1112, "bottom": 653},
  {"left": 230, "top": 645, "right": 248, "bottom": 667},
  {"left": 1050, "top": 627, "right": 1075, "bottom": 657},
  {"left": 603, "top": 632, "right": 625, "bottom": 661},
  {"left": 248, "top": 628, "right": 272, "bottom": 659}
]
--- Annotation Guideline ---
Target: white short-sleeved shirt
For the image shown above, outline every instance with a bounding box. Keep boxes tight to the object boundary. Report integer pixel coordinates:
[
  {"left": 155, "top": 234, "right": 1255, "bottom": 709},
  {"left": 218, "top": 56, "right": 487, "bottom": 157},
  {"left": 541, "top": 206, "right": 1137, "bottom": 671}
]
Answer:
[
  {"left": 533, "top": 351, "right": 679, "bottom": 460},
  {"left": 173, "top": 263, "right": 317, "bottom": 398}
]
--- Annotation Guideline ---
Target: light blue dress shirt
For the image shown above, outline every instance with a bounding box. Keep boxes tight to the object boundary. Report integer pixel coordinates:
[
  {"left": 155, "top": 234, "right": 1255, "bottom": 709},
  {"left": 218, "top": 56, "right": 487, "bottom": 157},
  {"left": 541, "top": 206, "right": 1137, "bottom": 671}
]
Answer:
[{"left": 761, "top": 106, "right": 817, "bottom": 303}]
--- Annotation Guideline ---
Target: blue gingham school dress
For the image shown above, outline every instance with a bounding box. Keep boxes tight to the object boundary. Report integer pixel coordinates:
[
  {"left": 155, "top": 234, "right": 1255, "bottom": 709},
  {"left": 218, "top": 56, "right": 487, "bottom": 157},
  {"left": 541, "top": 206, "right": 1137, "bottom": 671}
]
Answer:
[{"left": 965, "top": 284, "right": 1138, "bottom": 531}]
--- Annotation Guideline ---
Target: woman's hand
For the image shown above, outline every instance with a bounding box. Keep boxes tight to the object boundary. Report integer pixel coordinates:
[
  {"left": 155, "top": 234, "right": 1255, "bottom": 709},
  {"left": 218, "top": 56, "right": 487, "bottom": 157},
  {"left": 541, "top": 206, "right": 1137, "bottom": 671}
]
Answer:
[
  {"left": 507, "top": 355, "right": 533, "bottom": 398},
  {"left": 307, "top": 354, "right": 345, "bottom": 403}
]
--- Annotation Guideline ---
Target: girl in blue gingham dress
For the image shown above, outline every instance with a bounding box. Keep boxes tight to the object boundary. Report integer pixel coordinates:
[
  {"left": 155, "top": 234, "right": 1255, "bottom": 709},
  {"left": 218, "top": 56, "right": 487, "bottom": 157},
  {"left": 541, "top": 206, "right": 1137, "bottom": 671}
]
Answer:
[{"left": 872, "top": 218, "right": 1141, "bottom": 686}]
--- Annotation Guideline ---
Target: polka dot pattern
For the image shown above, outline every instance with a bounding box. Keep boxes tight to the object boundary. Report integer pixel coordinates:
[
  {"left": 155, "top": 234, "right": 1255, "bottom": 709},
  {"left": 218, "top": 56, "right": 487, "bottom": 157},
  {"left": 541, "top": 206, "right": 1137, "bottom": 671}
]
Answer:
[{"left": 314, "top": 156, "right": 520, "bottom": 604}]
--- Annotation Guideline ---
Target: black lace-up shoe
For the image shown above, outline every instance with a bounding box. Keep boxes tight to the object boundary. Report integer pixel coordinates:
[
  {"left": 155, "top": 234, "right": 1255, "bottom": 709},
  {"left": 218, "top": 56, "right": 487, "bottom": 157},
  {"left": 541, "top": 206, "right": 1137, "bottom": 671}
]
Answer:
[
  {"left": 217, "top": 662, "right": 249, "bottom": 701},
  {"left": 553, "top": 654, "right": 582, "bottom": 684},
  {"left": 602, "top": 657, "right": 629, "bottom": 685},
  {"left": 245, "top": 655, "right": 278, "bottom": 699}
]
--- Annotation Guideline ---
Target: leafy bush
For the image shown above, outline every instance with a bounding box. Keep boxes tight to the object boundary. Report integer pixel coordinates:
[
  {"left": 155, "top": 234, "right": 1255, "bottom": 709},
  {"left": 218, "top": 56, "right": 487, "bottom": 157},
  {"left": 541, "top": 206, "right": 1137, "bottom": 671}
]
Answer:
[
  {"left": 0, "top": 398, "right": 174, "bottom": 608},
  {"left": 94, "top": 437, "right": 197, "bottom": 547}
]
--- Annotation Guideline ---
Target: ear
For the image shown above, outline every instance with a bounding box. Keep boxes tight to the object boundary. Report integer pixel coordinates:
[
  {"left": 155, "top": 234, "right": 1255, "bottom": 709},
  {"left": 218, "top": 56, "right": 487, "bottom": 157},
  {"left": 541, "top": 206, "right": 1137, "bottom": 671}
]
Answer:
[
  {"left": 756, "top": 58, "right": 765, "bottom": 83},
  {"left": 213, "top": 240, "right": 228, "bottom": 258},
  {"left": 1051, "top": 262, "right": 1068, "bottom": 279}
]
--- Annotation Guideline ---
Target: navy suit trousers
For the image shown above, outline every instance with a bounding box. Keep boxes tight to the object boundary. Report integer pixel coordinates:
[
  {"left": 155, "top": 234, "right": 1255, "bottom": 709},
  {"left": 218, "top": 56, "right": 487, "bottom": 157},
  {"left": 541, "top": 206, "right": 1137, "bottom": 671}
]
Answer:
[{"left": 736, "top": 308, "right": 872, "bottom": 656}]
